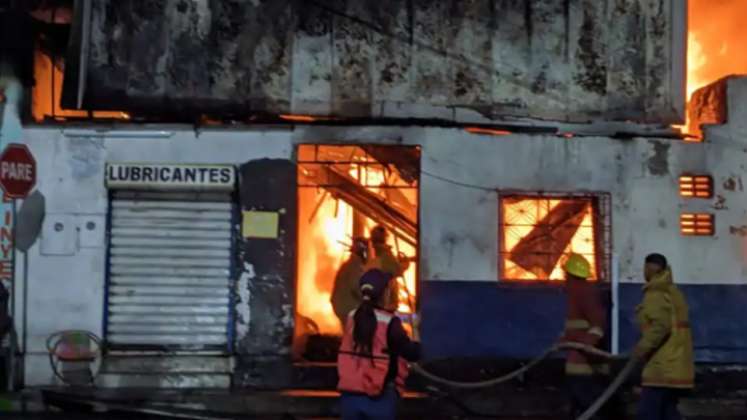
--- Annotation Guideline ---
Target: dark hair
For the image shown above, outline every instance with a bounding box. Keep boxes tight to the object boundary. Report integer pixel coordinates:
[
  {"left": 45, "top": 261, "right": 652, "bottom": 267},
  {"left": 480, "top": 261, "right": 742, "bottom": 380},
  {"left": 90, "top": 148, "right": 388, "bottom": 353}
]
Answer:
[
  {"left": 352, "top": 290, "right": 378, "bottom": 357},
  {"left": 645, "top": 253, "right": 668, "bottom": 269},
  {"left": 353, "top": 269, "right": 392, "bottom": 356}
]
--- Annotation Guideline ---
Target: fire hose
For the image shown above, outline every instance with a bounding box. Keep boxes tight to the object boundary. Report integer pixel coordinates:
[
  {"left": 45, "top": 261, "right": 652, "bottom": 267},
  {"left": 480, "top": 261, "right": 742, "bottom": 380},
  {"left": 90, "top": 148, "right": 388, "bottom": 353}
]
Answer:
[
  {"left": 397, "top": 278, "right": 635, "bottom": 419},
  {"left": 410, "top": 340, "right": 637, "bottom": 420}
]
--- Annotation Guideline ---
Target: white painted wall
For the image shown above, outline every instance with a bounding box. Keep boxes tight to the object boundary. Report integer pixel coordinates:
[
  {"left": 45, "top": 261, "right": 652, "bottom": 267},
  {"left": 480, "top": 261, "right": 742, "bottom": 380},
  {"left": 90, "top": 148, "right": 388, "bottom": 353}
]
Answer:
[
  {"left": 13, "top": 77, "right": 747, "bottom": 385},
  {"left": 18, "top": 126, "right": 295, "bottom": 385}
]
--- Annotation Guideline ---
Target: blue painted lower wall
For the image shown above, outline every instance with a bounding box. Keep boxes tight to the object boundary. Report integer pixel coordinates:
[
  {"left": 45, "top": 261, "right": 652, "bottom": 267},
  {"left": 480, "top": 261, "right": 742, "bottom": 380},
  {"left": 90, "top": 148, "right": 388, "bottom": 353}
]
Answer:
[{"left": 420, "top": 280, "right": 747, "bottom": 363}]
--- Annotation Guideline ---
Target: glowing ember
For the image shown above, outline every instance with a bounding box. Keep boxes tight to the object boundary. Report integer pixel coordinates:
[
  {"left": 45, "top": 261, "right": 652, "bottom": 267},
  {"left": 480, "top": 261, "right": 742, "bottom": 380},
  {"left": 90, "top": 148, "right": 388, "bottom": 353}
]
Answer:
[
  {"left": 297, "top": 146, "right": 418, "bottom": 337},
  {"left": 297, "top": 189, "right": 352, "bottom": 334},
  {"left": 32, "top": 48, "right": 127, "bottom": 121},
  {"left": 502, "top": 199, "right": 597, "bottom": 281}
]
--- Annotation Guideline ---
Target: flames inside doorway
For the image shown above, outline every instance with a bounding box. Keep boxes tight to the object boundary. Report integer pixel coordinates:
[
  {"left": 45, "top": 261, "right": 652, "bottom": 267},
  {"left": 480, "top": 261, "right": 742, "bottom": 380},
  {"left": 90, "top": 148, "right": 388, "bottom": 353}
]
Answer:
[{"left": 295, "top": 145, "right": 419, "bottom": 360}]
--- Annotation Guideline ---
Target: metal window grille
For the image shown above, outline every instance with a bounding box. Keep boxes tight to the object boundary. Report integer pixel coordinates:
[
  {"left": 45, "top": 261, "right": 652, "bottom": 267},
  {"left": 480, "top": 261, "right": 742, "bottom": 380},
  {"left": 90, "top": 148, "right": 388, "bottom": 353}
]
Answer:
[
  {"left": 679, "top": 175, "right": 713, "bottom": 198},
  {"left": 499, "top": 192, "right": 611, "bottom": 282},
  {"left": 680, "top": 213, "right": 715, "bottom": 236}
]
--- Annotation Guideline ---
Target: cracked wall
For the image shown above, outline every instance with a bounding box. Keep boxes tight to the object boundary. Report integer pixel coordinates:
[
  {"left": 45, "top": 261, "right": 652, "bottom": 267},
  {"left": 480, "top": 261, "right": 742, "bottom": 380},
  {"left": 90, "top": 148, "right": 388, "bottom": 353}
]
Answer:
[
  {"left": 14, "top": 77, "right": 747, "bottom": 384},
  {"left": 78, "top": 0, "right": 685, "bottom": 124}
]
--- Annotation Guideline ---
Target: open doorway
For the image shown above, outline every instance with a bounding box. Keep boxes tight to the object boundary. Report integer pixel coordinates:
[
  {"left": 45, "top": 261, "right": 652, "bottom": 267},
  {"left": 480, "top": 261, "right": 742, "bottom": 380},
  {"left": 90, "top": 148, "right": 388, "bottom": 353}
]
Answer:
[{"left": 294, "top": 145, "right": 420, "bottom": 361}]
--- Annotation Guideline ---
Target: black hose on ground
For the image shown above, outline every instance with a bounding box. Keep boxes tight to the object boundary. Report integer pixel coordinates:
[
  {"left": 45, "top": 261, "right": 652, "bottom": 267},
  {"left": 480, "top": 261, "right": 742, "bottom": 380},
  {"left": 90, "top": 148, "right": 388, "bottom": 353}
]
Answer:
[
  {"left": 411, "top": 342, "right": 636, "bottom": 420},
  {"left": 576, "top": 357, "right": 639, "bottom": 420},
  {"left": 411, "top": 342, "right": 615, "bottom": 389}
]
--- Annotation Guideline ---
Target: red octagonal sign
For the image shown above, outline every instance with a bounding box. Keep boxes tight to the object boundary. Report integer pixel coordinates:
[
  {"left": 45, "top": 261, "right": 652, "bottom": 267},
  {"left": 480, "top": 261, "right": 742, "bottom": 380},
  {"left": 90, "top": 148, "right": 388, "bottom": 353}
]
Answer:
[{"left": 0, "top": 144, "right": 36, "bottom": 199}]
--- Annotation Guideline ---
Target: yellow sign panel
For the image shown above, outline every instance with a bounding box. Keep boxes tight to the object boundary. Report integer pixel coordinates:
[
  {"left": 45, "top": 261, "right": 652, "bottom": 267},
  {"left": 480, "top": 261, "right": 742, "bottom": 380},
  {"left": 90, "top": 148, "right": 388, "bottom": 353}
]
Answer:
[{"left": 242, "top": 211, "right": 279, "bottom": 239}]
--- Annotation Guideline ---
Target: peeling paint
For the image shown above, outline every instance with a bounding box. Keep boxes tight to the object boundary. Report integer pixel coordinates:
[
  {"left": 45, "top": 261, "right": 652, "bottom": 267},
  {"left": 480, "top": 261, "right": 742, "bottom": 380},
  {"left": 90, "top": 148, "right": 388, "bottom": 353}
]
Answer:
[
  {"left": 235, "top": 262, "right": 255, "bottom": 340},
  {"left": 713, "top": 195, "right": 728, "bottom": 210},
  {"left": 647, "top": 141, "right": 670, "bottom": 176},
  {"left": 723, "top": 176, "right": 743, "bottom": 192},
  {"left": 83, "top": 0, "right": 682, "bottom": 124},
  {"left": 69, "top": 137, "right": 104, "bottom": 179}
]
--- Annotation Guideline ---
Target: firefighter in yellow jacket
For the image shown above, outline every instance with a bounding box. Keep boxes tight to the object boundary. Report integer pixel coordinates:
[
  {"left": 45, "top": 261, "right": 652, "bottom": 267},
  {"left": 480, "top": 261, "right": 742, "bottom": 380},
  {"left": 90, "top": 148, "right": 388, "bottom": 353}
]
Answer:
[
  {"left": 366, "top": 226, "right": 411, "bottom": 310},
  {"left": 633, "top": 253, "right": 694, "bottom": 420}
]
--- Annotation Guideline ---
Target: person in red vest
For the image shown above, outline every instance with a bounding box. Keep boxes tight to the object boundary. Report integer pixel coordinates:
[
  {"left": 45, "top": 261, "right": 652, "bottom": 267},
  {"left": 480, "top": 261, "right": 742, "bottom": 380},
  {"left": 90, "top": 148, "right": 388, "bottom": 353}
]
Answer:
[
  {"left": 559, "top": 253, "right": 618, "bottom": 419},
  {"left": 337, "top": 269, "right": 421, "bottom": 420}
]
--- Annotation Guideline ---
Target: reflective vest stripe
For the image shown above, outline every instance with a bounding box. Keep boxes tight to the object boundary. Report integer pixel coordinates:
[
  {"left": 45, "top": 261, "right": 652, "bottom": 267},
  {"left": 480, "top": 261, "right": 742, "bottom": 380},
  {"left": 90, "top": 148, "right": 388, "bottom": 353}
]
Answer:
[
  {"left": 565, "top": 362, "right": 610, "bottom": 376},
  {"left": 588, "top": 326, "right": 604, "bottom": 337},
  {"left": 337, "top": 350, "right": 389, "bottom": 360},
  {"left": 641, "top": 321, "right": 690, "bottom": 331},
  {"left": 565, "top": 319, "right": 590, "bottom": 329}
]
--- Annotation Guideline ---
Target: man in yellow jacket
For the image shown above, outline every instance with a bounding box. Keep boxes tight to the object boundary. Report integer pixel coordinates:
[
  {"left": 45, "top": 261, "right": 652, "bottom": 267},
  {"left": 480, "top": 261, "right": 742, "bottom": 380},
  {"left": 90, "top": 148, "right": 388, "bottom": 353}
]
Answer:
[{"left": 633, "top": 253, "right": 694, "bottom": 420}]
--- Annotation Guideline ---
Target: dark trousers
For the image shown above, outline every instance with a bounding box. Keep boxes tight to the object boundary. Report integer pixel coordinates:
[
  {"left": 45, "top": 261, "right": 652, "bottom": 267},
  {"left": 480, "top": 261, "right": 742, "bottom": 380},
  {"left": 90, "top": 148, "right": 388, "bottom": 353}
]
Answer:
[
  {"left": 636, "top": 387, "right": 683, "bottom": 420},
  {"left": 567, "top": 375, "right": 623, "bottom": 420},
  {"left": 340, "top": 385, "right": 398, "bottom": 420}
]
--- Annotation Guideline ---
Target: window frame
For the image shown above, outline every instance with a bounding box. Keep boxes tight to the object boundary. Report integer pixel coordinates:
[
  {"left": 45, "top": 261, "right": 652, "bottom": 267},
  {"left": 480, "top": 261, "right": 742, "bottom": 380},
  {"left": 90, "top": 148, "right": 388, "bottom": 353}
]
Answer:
[{"left": 497, "top": 191, "right": 612, "bottom": 283}]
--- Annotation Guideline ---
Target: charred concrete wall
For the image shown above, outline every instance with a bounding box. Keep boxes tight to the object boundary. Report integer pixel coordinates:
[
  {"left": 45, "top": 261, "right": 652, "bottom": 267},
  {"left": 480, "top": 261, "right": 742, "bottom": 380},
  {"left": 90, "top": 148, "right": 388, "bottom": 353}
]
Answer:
[
  {"left": 76, "top": 0, "right": 685, "bottom": 125},
  {"left": 14, "top": 78, "right": 747, "bottom": 386}
]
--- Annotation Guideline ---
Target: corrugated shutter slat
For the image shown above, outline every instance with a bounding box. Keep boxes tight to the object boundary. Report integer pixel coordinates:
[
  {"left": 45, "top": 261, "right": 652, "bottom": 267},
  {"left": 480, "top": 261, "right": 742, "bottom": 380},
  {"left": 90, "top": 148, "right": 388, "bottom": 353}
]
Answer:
[{"left": 106, "top": 192, "right": 233, "bottom": 350}]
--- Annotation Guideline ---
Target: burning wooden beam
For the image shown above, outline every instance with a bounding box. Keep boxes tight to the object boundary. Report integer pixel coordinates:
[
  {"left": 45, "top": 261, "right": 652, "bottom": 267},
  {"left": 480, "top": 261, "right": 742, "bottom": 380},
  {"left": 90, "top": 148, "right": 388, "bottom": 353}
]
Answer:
[
  {"left": 299, "top": 164, "right": 417, "bottom": 246},
  {"left": 508, "top": 200, "right": 589, "bottom": 277}
]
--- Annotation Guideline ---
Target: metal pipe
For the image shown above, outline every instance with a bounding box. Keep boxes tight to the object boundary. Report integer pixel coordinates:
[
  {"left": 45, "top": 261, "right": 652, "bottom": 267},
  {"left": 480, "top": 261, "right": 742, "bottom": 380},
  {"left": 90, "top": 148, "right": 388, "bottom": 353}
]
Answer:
[
  {"left": 611, "top": 252, "right": 620, "bottom": 355},
  {"left": 62, "top": 129, "right": 174, "bottom": 139},
  {"left": 76, "top": 0, "right": 92, "bottom": 109}
]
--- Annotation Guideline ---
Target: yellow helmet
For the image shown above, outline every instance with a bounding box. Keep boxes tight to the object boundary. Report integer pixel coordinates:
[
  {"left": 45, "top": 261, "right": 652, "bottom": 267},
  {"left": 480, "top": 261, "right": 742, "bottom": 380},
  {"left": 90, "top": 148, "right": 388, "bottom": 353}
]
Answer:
[{"left": 563, "top": 253, "right": 591, "bottom": 279}]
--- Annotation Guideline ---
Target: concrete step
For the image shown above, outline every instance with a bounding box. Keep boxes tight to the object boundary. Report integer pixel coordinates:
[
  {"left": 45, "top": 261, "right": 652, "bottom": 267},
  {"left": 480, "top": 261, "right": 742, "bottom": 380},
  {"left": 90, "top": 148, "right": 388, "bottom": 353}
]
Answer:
[
  {"left": 95, "top": 372, "right": 231, "bottom": 388},
  {"left": 95, "top": 355, "right": 233, "bottom": 388},
  {"left": 100, "top": 355, "right": 233, "bottom": 374}
]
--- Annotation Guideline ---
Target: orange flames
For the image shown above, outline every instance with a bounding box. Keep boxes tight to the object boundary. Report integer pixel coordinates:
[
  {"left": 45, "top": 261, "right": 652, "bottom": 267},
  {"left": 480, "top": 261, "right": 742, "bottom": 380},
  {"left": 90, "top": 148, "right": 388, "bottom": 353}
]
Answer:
[
  {"left": 681, "top": 0, "right": 747, "bottom": 137},
  {"left": 32, "top": 48, "right": 128, "bottom": 121},
  {"left": 297, "top": 149, "right": 417, "bottom": 336},
  {"left": 502, "top": 198, "right": 597, "bottom": 281}
]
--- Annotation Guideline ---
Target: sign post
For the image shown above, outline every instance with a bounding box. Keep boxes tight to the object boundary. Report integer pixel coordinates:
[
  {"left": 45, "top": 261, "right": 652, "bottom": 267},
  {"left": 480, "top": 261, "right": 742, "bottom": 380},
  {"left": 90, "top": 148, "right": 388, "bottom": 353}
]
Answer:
[{"left": 0, "top": 143, "right": 35, "bottom": 390}]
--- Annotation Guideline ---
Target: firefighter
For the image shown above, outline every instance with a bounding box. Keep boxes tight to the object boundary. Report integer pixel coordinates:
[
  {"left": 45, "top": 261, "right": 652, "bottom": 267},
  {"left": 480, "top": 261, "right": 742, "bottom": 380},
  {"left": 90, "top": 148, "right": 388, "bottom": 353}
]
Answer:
[
  {"left": 331, "top": 237, "right": 369, "bottom": 328},
  {"left": 559, "top": 253, "right": 615, "bottom": 420},
  {"left": 337, "top": 269, "right": 421, "bottom": 420},
  {"left": 633, "top": 253, "right": 694, "bottom": 420},
  {"left": 366, "top": 226, "right": 412, "bottom": 311},
  {"left": 367, "top": 226, "right": 410, "bottom": 277}
]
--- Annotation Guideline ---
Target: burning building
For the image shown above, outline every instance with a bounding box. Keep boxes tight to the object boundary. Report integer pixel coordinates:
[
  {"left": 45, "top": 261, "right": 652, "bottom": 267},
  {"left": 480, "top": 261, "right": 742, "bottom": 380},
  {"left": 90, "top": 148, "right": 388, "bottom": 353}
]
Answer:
[{"left": 1, "top": 3, "right": 747, "bottom": 417}]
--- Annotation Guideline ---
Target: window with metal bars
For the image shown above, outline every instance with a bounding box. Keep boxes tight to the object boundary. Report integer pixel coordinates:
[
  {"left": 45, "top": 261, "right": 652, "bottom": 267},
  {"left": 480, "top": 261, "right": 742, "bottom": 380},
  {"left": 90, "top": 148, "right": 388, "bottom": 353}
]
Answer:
[
  {"left": 680, "top": 213, "right": 715, "bottom": 236},
  {"left": 499, "top": 193, "right": 611, "bottom": 282},
  {"left": 679, "top": 175, "right": 713, "bottom": 198}
]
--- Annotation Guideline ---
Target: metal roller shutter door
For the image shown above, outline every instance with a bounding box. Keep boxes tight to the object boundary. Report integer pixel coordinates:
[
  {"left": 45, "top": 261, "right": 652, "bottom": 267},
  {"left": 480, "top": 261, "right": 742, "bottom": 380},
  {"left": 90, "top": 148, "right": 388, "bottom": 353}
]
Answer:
[{"left": 106, "top": 191, "right": 234, "bottom": 351}]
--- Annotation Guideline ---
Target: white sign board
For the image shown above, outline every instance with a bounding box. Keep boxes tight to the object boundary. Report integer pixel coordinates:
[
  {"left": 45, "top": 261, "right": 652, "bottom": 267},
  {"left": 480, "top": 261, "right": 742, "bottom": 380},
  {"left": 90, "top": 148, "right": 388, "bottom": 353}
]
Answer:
[{"left": 106, "top": 163, "right": 236, "bottom": 191}]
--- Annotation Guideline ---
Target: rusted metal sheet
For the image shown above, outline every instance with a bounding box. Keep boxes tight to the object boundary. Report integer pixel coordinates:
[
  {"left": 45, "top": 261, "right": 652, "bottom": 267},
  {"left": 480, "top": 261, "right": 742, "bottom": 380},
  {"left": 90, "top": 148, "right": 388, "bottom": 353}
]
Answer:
[{"left": 74, "top": 0, "right": 685, "bottom": 124}]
